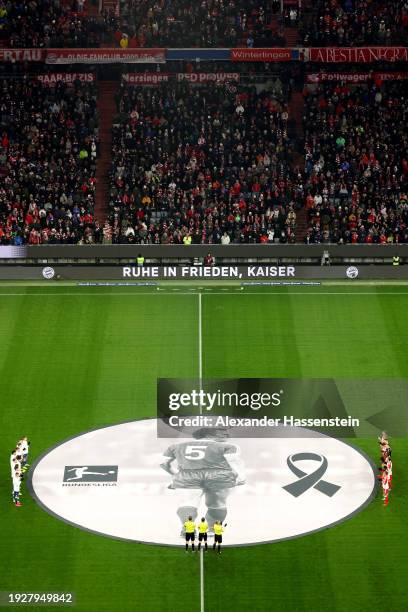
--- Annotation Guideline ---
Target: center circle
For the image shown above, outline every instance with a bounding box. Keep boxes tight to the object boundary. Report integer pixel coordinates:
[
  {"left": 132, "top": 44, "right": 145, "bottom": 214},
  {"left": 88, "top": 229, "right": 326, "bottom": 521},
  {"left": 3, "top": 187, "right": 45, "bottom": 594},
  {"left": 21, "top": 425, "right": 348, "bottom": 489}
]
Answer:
[{"left": 28, "top": 419, "right": 376, "bottom": 546}]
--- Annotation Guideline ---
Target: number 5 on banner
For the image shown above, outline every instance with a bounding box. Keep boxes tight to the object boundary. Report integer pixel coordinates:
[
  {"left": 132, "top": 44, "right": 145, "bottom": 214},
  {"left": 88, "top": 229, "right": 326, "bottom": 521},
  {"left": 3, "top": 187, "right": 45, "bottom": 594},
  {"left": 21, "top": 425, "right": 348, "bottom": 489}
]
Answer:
[{"left": 185, "top": 445, "right": 207, "bottom": 460}]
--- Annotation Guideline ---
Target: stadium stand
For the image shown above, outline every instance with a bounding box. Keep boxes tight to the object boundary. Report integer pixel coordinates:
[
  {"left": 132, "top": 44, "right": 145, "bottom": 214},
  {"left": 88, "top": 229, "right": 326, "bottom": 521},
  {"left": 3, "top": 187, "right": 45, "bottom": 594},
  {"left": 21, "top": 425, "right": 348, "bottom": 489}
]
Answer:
[
  {"left": 106, "top": 79, "right": 302, "bottom": 244},
  {"left": 116, "top": 0, "right": 285, "bottom": 48},
  {"left": 0, "top": 2, "right": 406, "bottom": 246},
  {"left": 0, "top": 0, "right": 110, "bottom": 48},
  {"left": 302, "top": 0, "right": 408, "bottom": 46},
  {"left": 303, "top": 79, "right": 408, "bottom": 244},
  {"left": 0, "top": 78, "right": 100, "bottom": 245}
]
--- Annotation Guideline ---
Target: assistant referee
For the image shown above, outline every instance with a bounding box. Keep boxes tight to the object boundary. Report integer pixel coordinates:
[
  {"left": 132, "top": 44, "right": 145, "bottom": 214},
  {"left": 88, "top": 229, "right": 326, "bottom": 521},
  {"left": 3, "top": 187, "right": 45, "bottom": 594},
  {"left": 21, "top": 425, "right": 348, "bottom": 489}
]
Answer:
[
  {"left": 213, "top": 521, "right": 225, "bottom": 554},
  {"left": 198, "top": 518, "right": 208, "bottom": 551},
  {"left": 184, "top": 516, "right": 196, "bottom": 552}
]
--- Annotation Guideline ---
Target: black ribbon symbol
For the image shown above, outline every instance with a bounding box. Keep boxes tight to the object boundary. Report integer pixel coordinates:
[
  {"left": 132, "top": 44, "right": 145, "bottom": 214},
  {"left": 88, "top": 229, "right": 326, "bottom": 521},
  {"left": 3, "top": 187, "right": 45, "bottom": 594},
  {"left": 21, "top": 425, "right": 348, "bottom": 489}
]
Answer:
[{"left": 283, "top": 452, "right": 341, "bottom": 497}]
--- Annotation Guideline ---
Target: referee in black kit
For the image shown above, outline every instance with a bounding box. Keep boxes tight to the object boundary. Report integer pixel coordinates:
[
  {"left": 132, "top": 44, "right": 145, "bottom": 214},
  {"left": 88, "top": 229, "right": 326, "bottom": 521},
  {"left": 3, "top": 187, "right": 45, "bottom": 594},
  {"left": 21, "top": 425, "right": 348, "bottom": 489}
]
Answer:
[
  {"left": 213, "top": 521, "right": 226, "bottom": 554},
  {"left": 198, "top": 518, "right": 208, "bottom": 551},
  {"left": 184, "top": 516, "right": 196, "bottom": 552}
]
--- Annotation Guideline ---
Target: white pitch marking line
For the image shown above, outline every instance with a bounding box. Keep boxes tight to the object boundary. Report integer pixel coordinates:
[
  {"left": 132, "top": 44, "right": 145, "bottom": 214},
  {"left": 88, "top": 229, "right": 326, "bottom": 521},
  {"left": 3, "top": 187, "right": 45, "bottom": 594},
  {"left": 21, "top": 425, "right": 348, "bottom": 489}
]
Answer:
[
  {"left": 1, "top": 292, "right": 408, "bottom": 297},
  {"left": 200, "top": 545, "right": 205, "bottom": 612},
  {"left": 198, "top": 291, "right": 203, "bottom": 406},
  {"left": 220, "top": 292, "right": 408, "bottom": 296},
  {"left": 0, "top": 292, "right": 197, "bottom": 296},
  {"left": 198, "top": 290, "right": 204, "bottom": 612}
]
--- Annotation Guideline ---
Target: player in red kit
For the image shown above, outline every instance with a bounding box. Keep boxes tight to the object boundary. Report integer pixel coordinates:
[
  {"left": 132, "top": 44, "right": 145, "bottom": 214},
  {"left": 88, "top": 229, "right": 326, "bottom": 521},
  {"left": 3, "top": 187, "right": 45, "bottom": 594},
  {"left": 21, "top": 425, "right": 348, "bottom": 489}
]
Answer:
[
  {"left": 382, "top": 470, "right": 390, "bottom": 506},
  {"left": 385, "top": 458, "right": 392, "bottom": 489},
  {"left": 378, "top": 432, "right": 393, "bottom": 506}
]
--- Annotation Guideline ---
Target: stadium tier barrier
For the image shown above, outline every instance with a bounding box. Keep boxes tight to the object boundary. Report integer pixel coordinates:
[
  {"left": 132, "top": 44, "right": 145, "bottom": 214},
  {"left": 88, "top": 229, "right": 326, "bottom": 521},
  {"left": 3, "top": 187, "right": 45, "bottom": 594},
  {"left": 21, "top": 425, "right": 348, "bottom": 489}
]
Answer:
[
  {"left": 0, "top": 245, "right": 407, "bottom": 262},
  {"left": 0, "top": 47, "right": 407, "bottom": 64}
]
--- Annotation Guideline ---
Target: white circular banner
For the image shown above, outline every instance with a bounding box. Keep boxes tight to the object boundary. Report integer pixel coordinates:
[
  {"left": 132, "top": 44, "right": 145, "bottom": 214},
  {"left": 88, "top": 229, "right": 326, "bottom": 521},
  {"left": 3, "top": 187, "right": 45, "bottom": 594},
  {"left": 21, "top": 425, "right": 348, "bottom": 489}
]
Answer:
[{"left": 29, "top": 420, "right": 376, "bottom": 546}]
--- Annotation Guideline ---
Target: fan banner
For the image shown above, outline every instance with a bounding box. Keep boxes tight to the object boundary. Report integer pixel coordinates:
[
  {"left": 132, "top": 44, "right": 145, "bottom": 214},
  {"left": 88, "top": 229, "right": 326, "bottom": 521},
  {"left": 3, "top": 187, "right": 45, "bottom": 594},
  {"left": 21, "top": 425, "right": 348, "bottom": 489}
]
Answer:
[
  {"left": 37, "top": 73, "right": 96, "bottom": 85},
  {"left": 122, "top": 72, "right": 240, "bottom": 85},
  {"left": 0, "top": 49, "right": 45, "bottom": 62},
  {"left": 307, "top": 72, "right": 408, "bottom": 83},
  {"left": 45, "top": 48, "right": 166, "bottom": 64},
  {"left": 231, "top": 48, "right": 292, "bottom": 61},
  {"left": 307, "top": 47, "right": 408, "bottom": 63}
]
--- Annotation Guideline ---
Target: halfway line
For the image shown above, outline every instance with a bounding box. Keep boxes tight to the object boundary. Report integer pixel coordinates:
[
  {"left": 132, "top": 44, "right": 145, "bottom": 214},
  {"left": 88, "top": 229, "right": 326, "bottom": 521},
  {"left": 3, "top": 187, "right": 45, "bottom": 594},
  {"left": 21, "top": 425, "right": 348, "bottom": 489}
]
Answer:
[
  {"left": 200, "top": 548, "right": 205, "bottom": 612},
  {"left": 198, "top": 291, "right": 205, "bottom": 612}
]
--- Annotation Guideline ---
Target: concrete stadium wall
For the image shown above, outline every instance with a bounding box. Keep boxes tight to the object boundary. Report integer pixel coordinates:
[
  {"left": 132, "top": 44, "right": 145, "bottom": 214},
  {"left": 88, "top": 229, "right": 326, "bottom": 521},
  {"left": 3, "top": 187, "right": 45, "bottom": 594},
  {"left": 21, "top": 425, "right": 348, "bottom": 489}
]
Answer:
[{"left": 19, "top": 244, "right": 408, "bottom": 259}]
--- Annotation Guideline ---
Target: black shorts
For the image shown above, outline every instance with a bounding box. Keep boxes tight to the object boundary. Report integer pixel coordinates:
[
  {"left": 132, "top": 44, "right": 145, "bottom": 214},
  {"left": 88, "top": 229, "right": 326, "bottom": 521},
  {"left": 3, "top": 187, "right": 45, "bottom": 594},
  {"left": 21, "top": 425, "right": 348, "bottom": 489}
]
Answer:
[
  {"left": 198, "top": 533, "right": 207, "bottom": 541},
  {"left": 214, "top": 534, "right": 222, "bottom": 543},
  {"left": 185, "top": 532, "right": 195, "bottom": 541}
]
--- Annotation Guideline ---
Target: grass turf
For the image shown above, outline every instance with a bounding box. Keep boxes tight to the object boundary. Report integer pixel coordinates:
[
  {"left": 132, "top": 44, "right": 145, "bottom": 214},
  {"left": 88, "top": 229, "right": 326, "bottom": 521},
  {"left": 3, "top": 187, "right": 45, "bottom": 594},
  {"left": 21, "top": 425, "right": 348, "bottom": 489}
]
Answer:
[{"left": 0, "top": 284, "right": 407, "bottom": 611}]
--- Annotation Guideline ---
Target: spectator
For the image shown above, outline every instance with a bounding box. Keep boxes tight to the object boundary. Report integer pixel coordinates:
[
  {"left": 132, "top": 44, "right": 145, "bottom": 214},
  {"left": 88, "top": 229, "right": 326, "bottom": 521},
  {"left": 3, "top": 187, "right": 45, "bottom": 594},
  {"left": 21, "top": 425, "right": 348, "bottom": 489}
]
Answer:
[
  {"left": 303, "top": 80, "right": 408, "bottom": 244},
  {"left": 117, "top": 0, "right": 284, "bottom": 48},
  {"left": 302, "top": 0, "right": 407, "bottom": 46},
  {"left": 0, "top": 79, "right": 100, "bottom": 245},
  {"left": 0, "top": 0, "right": 114, "bottom": 48},
  {"left": 107, "top": 80, "right": 300, "bottom": 244}
]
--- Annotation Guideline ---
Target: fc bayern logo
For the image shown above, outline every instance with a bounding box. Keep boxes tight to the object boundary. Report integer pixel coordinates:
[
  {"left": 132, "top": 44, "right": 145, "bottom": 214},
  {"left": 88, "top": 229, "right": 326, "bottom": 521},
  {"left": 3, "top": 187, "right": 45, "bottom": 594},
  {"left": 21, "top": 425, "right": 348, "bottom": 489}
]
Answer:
[
  {"left": 346, "top": 266, "right": 359, "bottom": 279},
  {"left": 42, "top": 266, "right": 55, "bottom": 280}
]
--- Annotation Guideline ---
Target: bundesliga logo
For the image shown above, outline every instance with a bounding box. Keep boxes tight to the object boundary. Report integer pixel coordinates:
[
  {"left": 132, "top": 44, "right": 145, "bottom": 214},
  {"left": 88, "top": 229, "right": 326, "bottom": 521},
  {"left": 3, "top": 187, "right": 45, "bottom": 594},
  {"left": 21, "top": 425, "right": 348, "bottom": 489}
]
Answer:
[{"left": 62, "top": 466, "right": 118, "bottom": 483}]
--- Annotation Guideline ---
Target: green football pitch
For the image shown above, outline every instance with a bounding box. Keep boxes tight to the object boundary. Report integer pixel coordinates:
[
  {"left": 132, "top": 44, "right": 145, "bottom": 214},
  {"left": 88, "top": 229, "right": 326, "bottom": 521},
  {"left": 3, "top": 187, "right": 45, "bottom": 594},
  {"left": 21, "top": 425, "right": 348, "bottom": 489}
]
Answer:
[{"left": 1, "top": 283, "right": 407, "bottom": 612}]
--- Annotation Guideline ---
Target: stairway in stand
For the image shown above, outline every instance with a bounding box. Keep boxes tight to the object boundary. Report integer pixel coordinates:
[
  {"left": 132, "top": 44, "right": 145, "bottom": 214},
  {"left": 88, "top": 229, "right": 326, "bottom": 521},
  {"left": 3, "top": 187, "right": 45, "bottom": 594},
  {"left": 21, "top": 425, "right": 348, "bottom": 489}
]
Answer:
[
  {"left": 95, "top": 81, "right": 117, "bottom": 222},
  {"left": 101, "top": 0, "right": 120, "bottom": 16},
  {"left": 288, "top": 90, "right": 308, "bottom": 243},
  {"left": 284, "top": 27, "right": 299, "bottom": 46},
  {"left": 86, "top": 0, "right": 100, "bottom": 18},
  {"left": 290, "top": 91, "right": 304, "bottom": 141}
]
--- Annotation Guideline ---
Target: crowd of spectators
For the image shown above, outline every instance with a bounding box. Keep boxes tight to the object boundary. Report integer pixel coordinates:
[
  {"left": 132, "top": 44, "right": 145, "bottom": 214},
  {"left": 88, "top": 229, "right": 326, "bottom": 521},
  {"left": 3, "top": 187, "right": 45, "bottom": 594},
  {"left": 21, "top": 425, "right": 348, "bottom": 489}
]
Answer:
[
  {"left": 105, "top": 79, "right": 301, "bottom": 244},
  {"left": 0, "top": 78, "right": 100, "bottom": 245},
  {"left": 302, "top": 0, "right": 408, "bottom": 46},
  {"left": 303, "top": 80, "right": 408, "bottom": 244},
  {"left": 0, "top": 1, "right": 111, "bottom": 48},
  {"left": 116, "top": 0, "right": 284, "bottom": 48}
]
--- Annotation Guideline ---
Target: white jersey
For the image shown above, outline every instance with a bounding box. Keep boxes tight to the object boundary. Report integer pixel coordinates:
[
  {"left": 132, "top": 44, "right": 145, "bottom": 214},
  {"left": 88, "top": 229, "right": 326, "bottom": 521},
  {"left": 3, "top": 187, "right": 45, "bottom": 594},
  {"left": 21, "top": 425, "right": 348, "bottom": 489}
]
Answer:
[
  {"left": 11, "top": 458, "right": 21, "bottom": 475},
  {"left": 18, "top": 440, "right": 29, "bottom": 455},
  {"left": 12, "top": 473, "right": 21, "bottom": 492}
]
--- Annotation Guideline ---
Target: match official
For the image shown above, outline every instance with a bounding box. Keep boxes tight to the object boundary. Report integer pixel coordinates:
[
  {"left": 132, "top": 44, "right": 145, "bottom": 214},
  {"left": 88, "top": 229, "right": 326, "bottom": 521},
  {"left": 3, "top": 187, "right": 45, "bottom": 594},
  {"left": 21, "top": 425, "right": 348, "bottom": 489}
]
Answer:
[
  {"left": 184, "top": 516, "right": 196, "bottom": 552},
  {"left": 198, "top": 518, "right": 208, "bottom": 551},
  {"left": 213, "top": 521, "right": 225, "bottom": 554}
]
